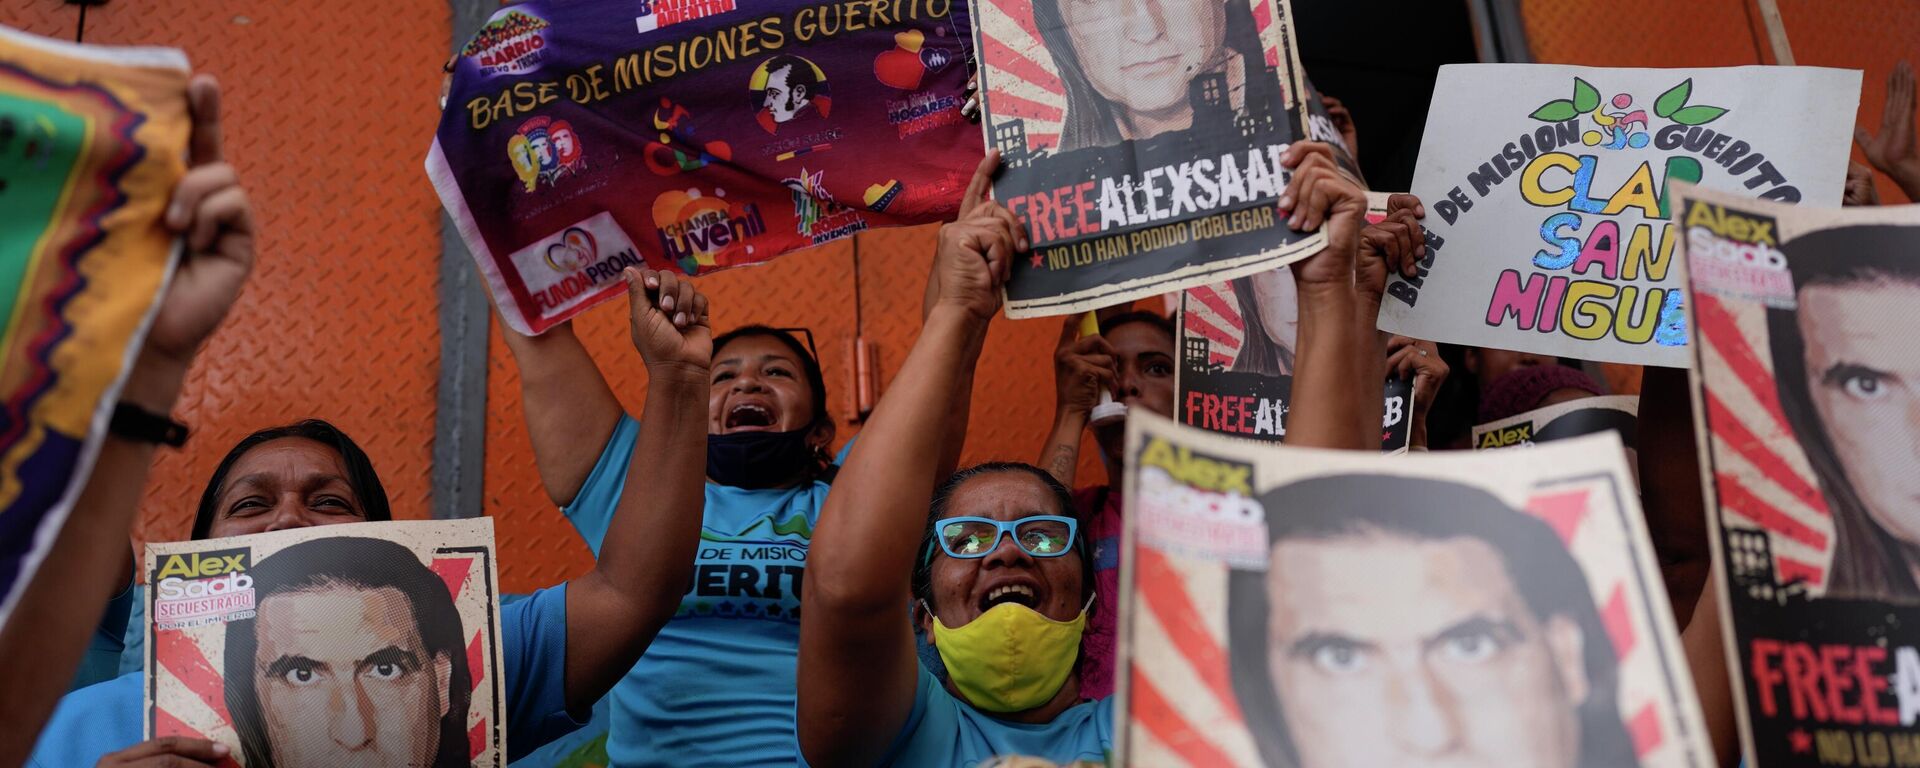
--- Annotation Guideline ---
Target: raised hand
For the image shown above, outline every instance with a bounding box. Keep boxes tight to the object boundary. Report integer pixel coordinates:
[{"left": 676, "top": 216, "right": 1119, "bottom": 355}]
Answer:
[
  {"left": 1365, "top": 193, "right": 1428, "bottom": 298},
  {"left": 1844, "top": 160, "right": 1881, "bottom": 206},
  {"left": 931, "top": 150, "right": 1025, "bottom": 321},
  {"left": 1277, "top": 142, "right": 1369, "bottom": 292},
  {"left": 1856, "top": 61, "right": 1918, "bottom": 187},
  {"left": 146, "top": 74, "right": 254, "bottom": 368},
  {"left": 97, "top": 736, "right": 229, "bottom": 767},
  {"left": 1052, "top": 316, "right": 1118, "bottom": 419},
  {"left": 1387, "top": 335, "right": 1448, "bottom": 448},
  {"left": 624, "top": 267, "right": 711, "bottom": 375}
]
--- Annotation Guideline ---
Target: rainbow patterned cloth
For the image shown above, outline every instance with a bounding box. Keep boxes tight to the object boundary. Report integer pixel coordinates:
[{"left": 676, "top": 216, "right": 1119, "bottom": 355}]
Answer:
[{"left": 0, "top": 25, "right": 188, "bottom": 626}]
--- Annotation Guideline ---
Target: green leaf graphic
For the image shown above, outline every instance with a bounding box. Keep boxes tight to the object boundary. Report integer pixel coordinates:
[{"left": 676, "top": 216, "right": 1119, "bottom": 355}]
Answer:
[
  {"left": 1655, "top": 79, "right": 1692, "bottom": 118},
  {"left": 1530, "top": 99, "right": 1579, "bottom": 121},
  {"left": 1573, "top": 78, "right": 1600, "bottom": 112},
  {"left": 1672, "top": 105, "right": 1729, "bottom": 125}
]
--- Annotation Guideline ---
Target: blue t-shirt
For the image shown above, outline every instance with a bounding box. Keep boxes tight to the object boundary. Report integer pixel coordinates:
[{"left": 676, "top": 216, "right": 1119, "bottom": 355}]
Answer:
[
  {"left": 27, "top": 584, "right": 585, "bottom": 767},
  {"left": 565, "top": 414, "right": 837, "bottom": 767},
  {"left": 883, "top": 665, "right": 1115, "bottom": 767}
]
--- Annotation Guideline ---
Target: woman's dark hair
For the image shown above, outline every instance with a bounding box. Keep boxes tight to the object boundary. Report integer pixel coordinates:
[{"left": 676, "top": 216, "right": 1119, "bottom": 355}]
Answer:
[
  {"left": 1229, "top": 274, "right": 1294, "bottom": 376},
  {"left": 912, "top": 462, "right": 1092, "bottom": 612},
  {"left": 225, "top": 536, "right": 470, "bottom": 768},
  {"left": 1766, "top": 223, "right": 1920, "bottom": 602},
  {"left": 1101, "top": 309, "right": 1174, "bottom": 342},
  {"left": 1030, "top": 0, "right": 1276, "bottom": 151},
  {"left": 711, "top": 325, "right": 837, "bottom": 479},
  {"left": 193, "top": 420, "right": 391, "bottom": 540},
  {"left": 1225, "top": 474, "right": 1637, "bottom": 768}
]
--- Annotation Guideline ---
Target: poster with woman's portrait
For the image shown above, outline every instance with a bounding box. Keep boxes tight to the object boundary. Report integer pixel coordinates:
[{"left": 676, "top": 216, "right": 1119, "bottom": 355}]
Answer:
[
  {"left": 1176, "top": 193, "right": 1413, "bottom": 452},
  {"left": 1116, "top": 411, "right": 1711, "bottom": 767},
  {"left": 1674, "top": 183, "right": 1920, "bottom": 767},
  {"left": 973, "top": 0, "right": 1327, "bottom": 317},
  {"left": 143, "top": 520, "right": 505, "bottom": 766}
]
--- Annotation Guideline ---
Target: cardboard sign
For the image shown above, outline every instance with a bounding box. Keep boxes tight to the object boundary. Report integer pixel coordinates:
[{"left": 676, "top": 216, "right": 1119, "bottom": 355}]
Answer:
[
  {"left": 1472, "top": 394, "right": 1639, "bottom": 450},
  {"left": 0, "top": 25, "right": 188, "bottom": 627},
  {"left": 1117, "top": 411, "right": 1711, "bottom": 767},
  {"left": 1175, "top": 193, "right": 1414, "bottom": 453},
  {"left": 1379, "top": 64, "right": 1858, "bottom": 367},
  {"left": 1675, "top": 183, "right": 1920, "bottom": 766},
  {"left": 429, "top": 0, "right": 983, "bottom": 335},
  {"left": 145, "top": 520, "right": 506, "bottom": 766},
  {"left": 972, "top": 0, "right": 1326, "bottom": 317}
]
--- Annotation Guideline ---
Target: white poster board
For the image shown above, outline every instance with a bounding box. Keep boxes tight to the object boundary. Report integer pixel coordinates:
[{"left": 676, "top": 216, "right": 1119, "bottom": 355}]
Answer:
[{"left": 1378, "top": 64, "right": 1857, "bottom": 367}]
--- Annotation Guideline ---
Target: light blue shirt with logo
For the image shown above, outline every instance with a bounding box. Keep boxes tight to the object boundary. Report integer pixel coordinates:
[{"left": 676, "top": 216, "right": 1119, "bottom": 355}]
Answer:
[
  {"left": 565, "top": 414, "right": 842, "bottom": 767},
  {"left": 881, "top": 665, "right": 1115, "bottom": 767}
]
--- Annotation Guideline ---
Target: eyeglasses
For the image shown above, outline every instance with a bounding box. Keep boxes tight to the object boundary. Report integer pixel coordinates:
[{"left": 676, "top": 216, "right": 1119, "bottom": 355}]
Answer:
[
  {"left": 929, "top": 515, "right": 1079, "bottom": 560},
  {"left": 768, "top": 327, "right": 818, "bottom": 364}
]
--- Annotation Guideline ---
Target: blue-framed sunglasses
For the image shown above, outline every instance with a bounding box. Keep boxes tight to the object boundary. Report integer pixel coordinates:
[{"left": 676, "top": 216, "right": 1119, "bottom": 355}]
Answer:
[{"left": 926, "top": 515, "right": 1079, "bottom": 561}]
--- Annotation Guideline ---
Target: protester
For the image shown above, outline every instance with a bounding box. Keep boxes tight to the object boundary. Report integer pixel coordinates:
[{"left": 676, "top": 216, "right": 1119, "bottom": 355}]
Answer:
[
  {"left": 496, "top": 178, "right": 981, "bottom": 767},
  {"left": 0, "top": 74, "right": 253, "bottom": 768},
  {"left": 1035, "top": 309, "right": 1175, "bottom": 700},
  {"left": 26, "top": 264, "right": 713, "bottom": 767},
  {"left": 1476, "top": 363, "right": 1605, "bottom": 425},
  {"left": 1387, "top": 335, "right": 1450, "bottom": 450},
  {"left": 1856, "top": 60, "right": 1919, "bottom": 201}
]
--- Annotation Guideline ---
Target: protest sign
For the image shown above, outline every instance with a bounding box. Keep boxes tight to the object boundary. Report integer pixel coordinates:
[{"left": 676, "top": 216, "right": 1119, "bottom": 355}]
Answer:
[
  {"left": 1176, "top": 193, "right": 1414, "bottom": 452},
  {"left": 1378, "top": 64, "right": 1858, "bottom": 367},
  {"left": 145, "top": 519, "right": 505, "bottom": 766},
  {"left": 0, "top": 26, "right": 188, "bottom": 628},
  {"left": 1473, "top": 394, "right": 1639, "bottom": 450},
  {"left": 1116, "top": 411, "right": 1711, "bottom": 767},
  {"left": 1675, "top": 183, "right": 1920, "bottom": 766},
  {"left": 973, "top": 0, "right": 1326, "bottom": 317},
  {"left": 429, "top": 0, "right": 982, "bottom": 335}
]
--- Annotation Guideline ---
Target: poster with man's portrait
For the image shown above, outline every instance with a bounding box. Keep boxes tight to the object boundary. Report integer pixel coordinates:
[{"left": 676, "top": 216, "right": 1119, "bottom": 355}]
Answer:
[
  {"left": 143, "top": 519, "right": 506, "bottom": 766},
  {"left": 1116, "top": 411, "right": 1712, "bottom": 767},
  {"left": 1674, "top": 183, "right": 1920, "bottom": 767},
  {"left": 973, "top": 0, "right": 1328, "bottom": 317},
  {"left": 1177, "top": 193, "right": 1414, "bottom": 453},
  {"left": 1472, "top": 395, "right": 1640, "bottom": 451}
]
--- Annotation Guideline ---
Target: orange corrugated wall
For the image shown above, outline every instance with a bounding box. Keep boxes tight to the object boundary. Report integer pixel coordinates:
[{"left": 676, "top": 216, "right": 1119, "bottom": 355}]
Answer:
[{"left": 3, "top": 0, "right": 1914, "bottom": 592}]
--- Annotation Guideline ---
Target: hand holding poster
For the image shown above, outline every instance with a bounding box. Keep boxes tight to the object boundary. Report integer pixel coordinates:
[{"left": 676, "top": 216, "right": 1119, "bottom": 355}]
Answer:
[
  {"left": 971, "top": 0, "right": 1327, "bottom": 317},
  {"left": 1675, "top": 183, "right": 1920, "bottom": 766},
  {"left": 1118, "top": 411, "right": 1712, "bottom": 767},
  {"left": 1378, "top": 65, "right": 1859, "bottom": 367},
  {"left": 1178, "top": 193, "right": 1414, "bottom": 452},
  {"left": 0, "top": 26, "right": 189, "bottom": 627},
  {"left": 144, "top": 520, "right": 506, "bottom": 766},
  {"left": 429, "top": 0, "right": 982, "bottom": 335}
]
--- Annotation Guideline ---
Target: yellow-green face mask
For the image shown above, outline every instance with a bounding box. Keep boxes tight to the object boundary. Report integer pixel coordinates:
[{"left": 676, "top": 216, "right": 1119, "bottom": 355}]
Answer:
[{"left": 929, "top": 599, "right": 1090, "bottom": 713}]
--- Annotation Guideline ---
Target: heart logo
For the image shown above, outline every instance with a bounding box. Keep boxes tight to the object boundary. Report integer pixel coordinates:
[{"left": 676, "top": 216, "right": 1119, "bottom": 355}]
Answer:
[{"left": 545, "top": 227, "right": 595, "bottom": 272}]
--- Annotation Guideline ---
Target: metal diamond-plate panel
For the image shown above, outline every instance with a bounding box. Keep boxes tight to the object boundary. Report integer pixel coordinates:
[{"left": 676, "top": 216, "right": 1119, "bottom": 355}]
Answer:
[
  {"left": 69, "top": 1, "right": 451, "bottom": 551},
  {"left": 0, "top": 2, "right": 80, "bottom": 40},
  {"left": 1776, "top": 0, "right": 1920, "bottom": 204},
  {"left": 488, "top": 224, "right": 1109, "bottom": 591},
  {"left": 1520, "top": 0, "right": 1765, "bottom": 67}
]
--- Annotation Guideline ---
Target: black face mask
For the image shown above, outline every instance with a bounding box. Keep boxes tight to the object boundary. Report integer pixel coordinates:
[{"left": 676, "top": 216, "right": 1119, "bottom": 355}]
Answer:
[{"left": 707, "top": 429, "right": 819, "bottom": 488}]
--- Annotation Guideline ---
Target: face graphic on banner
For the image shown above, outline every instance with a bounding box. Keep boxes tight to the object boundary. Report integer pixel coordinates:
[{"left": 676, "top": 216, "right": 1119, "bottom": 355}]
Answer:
[
  {"left": 1228, "top": 475, "right": 1638, "bottom": 768},
  {"left": 1035, "top": 0, "right": 1258, "bottom": 150},
  {"left": 226, "top": 537, "right": 471, "bottom": 768},
  {"left": 753, "top": 55, "right": 829, "bottom": 134},
  {"left": 1768, "top": 224, "right": 1920, "bottom": 600}
]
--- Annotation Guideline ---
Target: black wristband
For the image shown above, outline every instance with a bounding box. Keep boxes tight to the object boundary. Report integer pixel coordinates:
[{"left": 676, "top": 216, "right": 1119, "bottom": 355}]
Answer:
[{"left": 109, "top": 402, "right": 188, "bottom": 447}]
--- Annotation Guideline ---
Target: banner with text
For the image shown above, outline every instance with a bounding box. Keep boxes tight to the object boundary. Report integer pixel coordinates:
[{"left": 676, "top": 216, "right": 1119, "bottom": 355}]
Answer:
[
  {"left": 429, "top": 0, "right": 982, "bottom": 335},
  {"left": 1676, "top": 184, "right": 1920, "bottom": 767},
  {"left": 1379, "top": 64, "right": 1857, "bottom": 367},
  {"left": 1117, "top": 412, "right": 1711, "bottom": 766},
  {"left": 974, "top": 0, "right": 1325, "bottom": 317},
  {"left": 145, "top": 520, "right": 506, "bottom": 766},
  {"left": 0, "top": 26, "right": 187, "bottom": 629}
]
